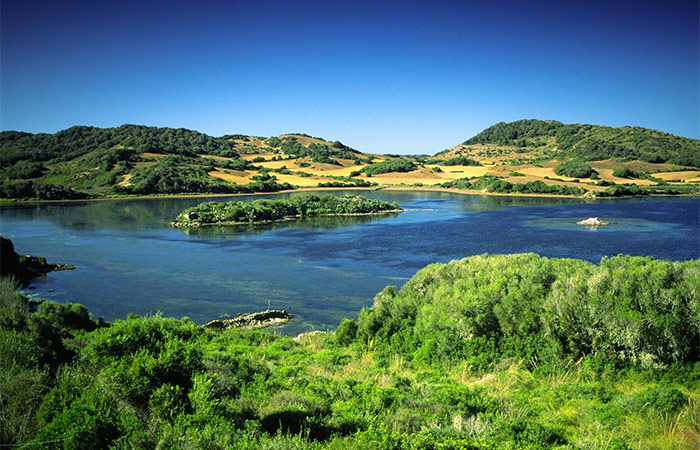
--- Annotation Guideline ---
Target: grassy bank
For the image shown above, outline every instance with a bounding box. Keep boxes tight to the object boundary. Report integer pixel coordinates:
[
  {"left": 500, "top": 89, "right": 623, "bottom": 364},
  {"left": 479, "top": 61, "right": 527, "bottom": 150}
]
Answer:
[{"left": 1, "top": 253, "right": 699, "bottom": 448}]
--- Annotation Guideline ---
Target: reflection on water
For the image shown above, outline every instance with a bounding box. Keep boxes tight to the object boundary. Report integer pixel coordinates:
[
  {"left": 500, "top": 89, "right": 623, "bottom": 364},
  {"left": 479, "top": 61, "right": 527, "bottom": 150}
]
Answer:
[
  {"left": 178, "top": 213, "right": 399, "bottom": 237},
  {"left": 528, "top": 217, "right": 681, "bottom": 232},
  {"left": 1, "top": 192, "right": 698, "bottom": 335}
]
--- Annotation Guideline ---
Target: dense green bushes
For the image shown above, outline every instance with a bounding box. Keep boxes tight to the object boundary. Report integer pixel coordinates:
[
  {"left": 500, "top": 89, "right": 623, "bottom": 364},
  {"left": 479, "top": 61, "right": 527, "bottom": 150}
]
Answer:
[
  {"left": 612, "top": 167, "right": 641, "bottom": 178},
  {"left": 462, "top": 119, "right": 700, "bottom": 167},
  {"left": 173, "top": 194, "right": 401, "bottom": 226},
  {"left": 0, "top": 180, "right": 87, "bottom": 200},
  {"left": 360, "top": 158, "right": 417, "bottom": 176},
  {"left": 0, "top": 125, "right": 237, "bottom": 168},
  {"left": 441, "top": 176, "right": 587, "bottom": 196},
  {"left": 554, "top": 160, "right": 597, "bottom": 178},
  {"left": 356, "top": 254, "right": 700, "bottom": 370},
  {"left": 1, "top": 252, "right": 699, "bottom": 448}
]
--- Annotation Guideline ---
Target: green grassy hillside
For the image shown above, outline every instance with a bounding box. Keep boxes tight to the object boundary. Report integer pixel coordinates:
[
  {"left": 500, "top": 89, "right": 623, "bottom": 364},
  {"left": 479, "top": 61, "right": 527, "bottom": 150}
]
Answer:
[
  {"left": 2, "top": 121, "right": 698, "bottom": 200},
  {"left": 2, "top": 253, "right": 699, "bottom": 448},
  {"left": 454, "top": 119, "right": 700, "bottom": 167},
  {"left": 0, "top": 127, "right": 365, "bottom": 199}
]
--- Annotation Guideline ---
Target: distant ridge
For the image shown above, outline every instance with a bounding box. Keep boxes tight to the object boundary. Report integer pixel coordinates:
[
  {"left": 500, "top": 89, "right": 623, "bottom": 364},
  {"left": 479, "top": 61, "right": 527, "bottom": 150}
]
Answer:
[
  {"left": 457, "top": 119, "right": 699, "bottom": 167},
  {"left": 1, "top": 121, "right": 698, "bottom": 200}
]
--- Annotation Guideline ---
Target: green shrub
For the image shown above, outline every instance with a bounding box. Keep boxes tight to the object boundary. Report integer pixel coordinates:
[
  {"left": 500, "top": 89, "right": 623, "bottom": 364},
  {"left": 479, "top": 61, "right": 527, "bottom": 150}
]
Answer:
[
  {"left": 361, "top": 159, "right": 417, "bottom": 176},
  {"left": 335, "top": 319, "right": 358, "bottom": 346},
  {"left": 554, "top": 160, "right": 597, "bottom": 178}
]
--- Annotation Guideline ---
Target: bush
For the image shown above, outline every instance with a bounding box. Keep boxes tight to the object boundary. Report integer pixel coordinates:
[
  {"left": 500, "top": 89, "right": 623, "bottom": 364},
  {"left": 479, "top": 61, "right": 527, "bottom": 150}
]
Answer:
[
  {"left": 335, "top": 319, "right": 358, "bottom": 346},
  {"left": 554, "top": 160, "right": 597, "bottom": 178},
  {"left": 612, "top": 167, "right": 640, "bottom": 178},
  {"left": 361, "top": 159, "right": 417, "bottom": 176}
]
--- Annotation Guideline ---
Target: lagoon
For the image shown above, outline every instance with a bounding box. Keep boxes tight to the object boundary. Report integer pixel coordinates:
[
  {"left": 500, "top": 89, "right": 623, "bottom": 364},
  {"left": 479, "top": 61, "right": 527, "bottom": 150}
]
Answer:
[{"left": 1, "top": 191, "right": 698, "bottom": 335}]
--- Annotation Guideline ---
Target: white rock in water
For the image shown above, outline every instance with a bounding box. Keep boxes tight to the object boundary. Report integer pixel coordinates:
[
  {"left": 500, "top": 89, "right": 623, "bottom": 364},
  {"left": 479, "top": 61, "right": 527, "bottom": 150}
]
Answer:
[{"left": 577, "top": 217, "right": 610, "bottom": 226}]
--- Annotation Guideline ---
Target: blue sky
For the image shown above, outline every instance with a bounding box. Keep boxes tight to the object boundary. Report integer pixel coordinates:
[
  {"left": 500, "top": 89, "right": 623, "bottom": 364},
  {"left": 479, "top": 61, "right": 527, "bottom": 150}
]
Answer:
[{"left": 1, "top": 0, "right": 698, "bottom": 154}]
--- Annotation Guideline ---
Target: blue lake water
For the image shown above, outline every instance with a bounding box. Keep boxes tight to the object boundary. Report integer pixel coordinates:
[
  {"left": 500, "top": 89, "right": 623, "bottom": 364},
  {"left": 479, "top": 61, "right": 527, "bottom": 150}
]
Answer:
[{"left": 1, "top": 191, "right": 698, "bottom": 335}]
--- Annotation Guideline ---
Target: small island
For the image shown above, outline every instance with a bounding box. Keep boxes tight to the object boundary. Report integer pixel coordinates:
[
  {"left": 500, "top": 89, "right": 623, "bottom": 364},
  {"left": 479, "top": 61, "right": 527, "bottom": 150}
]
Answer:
[
  {"left": 577, "top": 217, "right": 611, "bottom": 227},
  {"left": 172, "top": 194, "right": 402, "bottom": 227},
  {"left": 203, "top": 309, "right": 292, "bottom": 331}
]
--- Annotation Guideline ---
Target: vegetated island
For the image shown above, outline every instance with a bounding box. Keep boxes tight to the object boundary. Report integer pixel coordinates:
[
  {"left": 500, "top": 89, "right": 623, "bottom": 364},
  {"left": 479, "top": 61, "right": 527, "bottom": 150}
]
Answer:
[
  {"left": 2, "top": 252, "right": 699, "bottom": 448},
  {"left": 172, "top": 194, "right": 402, "bottom": 227}
]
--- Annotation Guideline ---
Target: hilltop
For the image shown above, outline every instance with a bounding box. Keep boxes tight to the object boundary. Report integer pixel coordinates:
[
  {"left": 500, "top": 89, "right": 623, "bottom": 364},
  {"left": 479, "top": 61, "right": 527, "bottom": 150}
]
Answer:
[{"left": 1, "top": 120, "right": 698, "bottom": 200}]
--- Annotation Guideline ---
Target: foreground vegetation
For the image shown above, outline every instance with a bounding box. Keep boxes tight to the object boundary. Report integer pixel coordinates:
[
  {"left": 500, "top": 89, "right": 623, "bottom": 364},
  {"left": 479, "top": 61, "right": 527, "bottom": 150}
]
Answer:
[
  {"left": 2, "top": 253, "right": 699, "bottom": 448},
  {"left": 172, "top": 194, "right": 401, "bottom": 227}
]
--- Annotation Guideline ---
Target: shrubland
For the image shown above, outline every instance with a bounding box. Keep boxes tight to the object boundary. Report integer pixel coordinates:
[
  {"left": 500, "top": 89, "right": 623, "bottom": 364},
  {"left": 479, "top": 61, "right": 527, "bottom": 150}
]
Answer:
[{"left": 2, "top": 253, "right": 699, "bottom": 448}]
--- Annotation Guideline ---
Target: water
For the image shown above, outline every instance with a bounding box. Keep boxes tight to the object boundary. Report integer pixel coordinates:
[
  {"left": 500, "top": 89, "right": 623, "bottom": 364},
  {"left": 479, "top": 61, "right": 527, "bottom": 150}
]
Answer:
[{"left": 1, "top": 191, "right": 698, "bottom": 335}]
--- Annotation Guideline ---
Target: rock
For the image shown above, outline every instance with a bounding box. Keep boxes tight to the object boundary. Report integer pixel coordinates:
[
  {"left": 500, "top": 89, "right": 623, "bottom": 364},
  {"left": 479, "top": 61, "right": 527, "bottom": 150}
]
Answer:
[
  {"left": 577, "top": 217, "right": 610, "bottom": 227},
  {"left": 0, "top": 236, "right": 75, "bottom": 285},
  {"left": 294, "top": 330, "right": 325, "bottom": 341},
  {"left": 203, "top": 309, "right": 292, "bottom": 331}
]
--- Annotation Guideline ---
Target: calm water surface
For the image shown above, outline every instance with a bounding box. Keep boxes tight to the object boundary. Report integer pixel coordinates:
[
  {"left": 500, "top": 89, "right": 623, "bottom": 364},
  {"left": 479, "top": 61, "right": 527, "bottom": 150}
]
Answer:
[{"left": 1, "top": 191, "right": 698, "bottom": 335}]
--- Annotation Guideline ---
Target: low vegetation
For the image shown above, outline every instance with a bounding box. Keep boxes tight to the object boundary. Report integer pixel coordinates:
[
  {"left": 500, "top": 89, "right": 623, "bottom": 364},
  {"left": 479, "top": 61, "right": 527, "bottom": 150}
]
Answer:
[
  {"left": 357, "top": 158, "right": 417, "bottom": 176},
  {"left": 173, "top": 194, "right": 401, "bottom": 226},
  {"left": 1, "top": 253, "right": 698, "bottom": 448},
  {"left": 554, "top": 160, "right": 597, "bottom": 178},
  {"left": 441, "top": 176, "right": 588, "bottom": 196}
]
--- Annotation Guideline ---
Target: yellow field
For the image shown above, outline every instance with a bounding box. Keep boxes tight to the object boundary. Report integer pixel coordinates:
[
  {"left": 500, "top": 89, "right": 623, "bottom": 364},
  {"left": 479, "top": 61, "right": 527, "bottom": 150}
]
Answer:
[
  {"left": 208, "top": 170, "right": 253, "bottom": 184},
  {"left": 273, "top": 173, "right": 326, "bottom": 187},
  {"left": 652, "top": 171, "right": 700, "bottom": 182},
  {"left": 188, "top": 134, "right": 696, "bottom": 195}
]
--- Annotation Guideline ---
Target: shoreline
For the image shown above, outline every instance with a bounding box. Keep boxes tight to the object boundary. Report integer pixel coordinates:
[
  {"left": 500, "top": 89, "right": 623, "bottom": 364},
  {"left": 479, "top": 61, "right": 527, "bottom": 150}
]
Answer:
[
  {"left": 172, "top": 209, "right": 403, "bottom": 228},
  {"left": 1, "top": 185, "right": 697, "bottom": 205}
]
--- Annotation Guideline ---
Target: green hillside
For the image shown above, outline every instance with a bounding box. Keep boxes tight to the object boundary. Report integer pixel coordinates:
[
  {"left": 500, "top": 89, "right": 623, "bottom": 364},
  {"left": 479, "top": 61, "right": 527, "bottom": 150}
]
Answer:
[
  {"left": 462, "top": 119, "right": 700, "bottom": 167},
  {"left": 2, "top": 121, "right": 698, "bottom": 200},
  {"left": 0, "top": 126, "right": 365, "bottom": 199}
]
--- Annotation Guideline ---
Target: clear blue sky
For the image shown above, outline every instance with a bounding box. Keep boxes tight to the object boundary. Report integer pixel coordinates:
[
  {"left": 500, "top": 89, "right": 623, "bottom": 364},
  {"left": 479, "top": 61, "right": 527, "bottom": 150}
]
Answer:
[{"left": 1, "top": 0, "right": 698, "bottom": 154}]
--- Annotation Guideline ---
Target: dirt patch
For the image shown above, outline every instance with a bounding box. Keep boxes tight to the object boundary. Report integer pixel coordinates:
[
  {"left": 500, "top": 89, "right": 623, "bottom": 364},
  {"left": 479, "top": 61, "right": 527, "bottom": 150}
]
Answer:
[{"left": 209, "top": 170, "right": 253, "bottom": 184}]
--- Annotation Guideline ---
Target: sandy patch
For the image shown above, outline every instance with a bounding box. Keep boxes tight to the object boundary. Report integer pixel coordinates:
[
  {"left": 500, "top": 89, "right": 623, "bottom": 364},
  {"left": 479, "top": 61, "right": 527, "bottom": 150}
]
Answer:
[
  {"left": 652, "top": 171, "right": 700, "bottom": 182},
  {"left": 118, "top": 174, "right": 132, "bottom": 186},
  {"left": 134, "top": 161, "right": 157, "bottom": 168},
  {"left": 426, "top": 165, "right": 490, "bottom": 180},
  {"left": 200, "top": 154, "right": 237, "bottom": 162},
  {"left": 241, "top": 153, "right": 278, "bottom": 161},
  {"left": 141, "top": 153, "right": 168, "bottom": 160},
  {"left": 208, "top": 170, "right": 253, "bottom": 184},
  {"left": 594, "top": 168, "right": 656, "bottom": 186},
  {"left": 272, "top": 173, "right": 327, "bottom": 187}
]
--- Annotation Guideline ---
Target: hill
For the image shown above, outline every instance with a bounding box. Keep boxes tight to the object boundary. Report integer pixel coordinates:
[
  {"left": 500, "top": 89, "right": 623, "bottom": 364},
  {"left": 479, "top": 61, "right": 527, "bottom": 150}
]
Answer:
[
  {"left": 1, "top": 121, "right": 698, "bottom": 200},
  {"left": 455, "top": 119, "right": 699, "bottom": 166},
  {"left": 429, "top": 119, "right": 700, "bottom": 196},
  {"left": 0, "top": 126, "right": 377, "bottom": 199}
]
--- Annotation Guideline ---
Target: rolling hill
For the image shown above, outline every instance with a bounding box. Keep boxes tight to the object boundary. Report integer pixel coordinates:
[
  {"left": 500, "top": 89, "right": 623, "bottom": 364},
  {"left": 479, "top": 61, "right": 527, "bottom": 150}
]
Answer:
[{"left": 1, "top": 120, "right": 698, "bottom": 200}]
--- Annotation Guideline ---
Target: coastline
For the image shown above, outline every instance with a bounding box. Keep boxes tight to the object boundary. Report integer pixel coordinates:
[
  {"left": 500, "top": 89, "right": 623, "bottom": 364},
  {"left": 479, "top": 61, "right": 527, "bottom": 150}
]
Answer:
[
  {"left": 1, "top": 184, "right": 697, "bottom": 205},
  {"left": 172, "top": 208, "right": 403, "bottom": 227}
]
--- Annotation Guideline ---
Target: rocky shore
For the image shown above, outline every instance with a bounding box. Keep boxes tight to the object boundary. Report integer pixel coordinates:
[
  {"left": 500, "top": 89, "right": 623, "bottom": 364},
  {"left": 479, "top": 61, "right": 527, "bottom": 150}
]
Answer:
[
  {"left": 203, "top": 309, "right": 292, "bottom": 331},
  {"left": 0, "top": 237, "right": 75, "bottom": 285}
]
